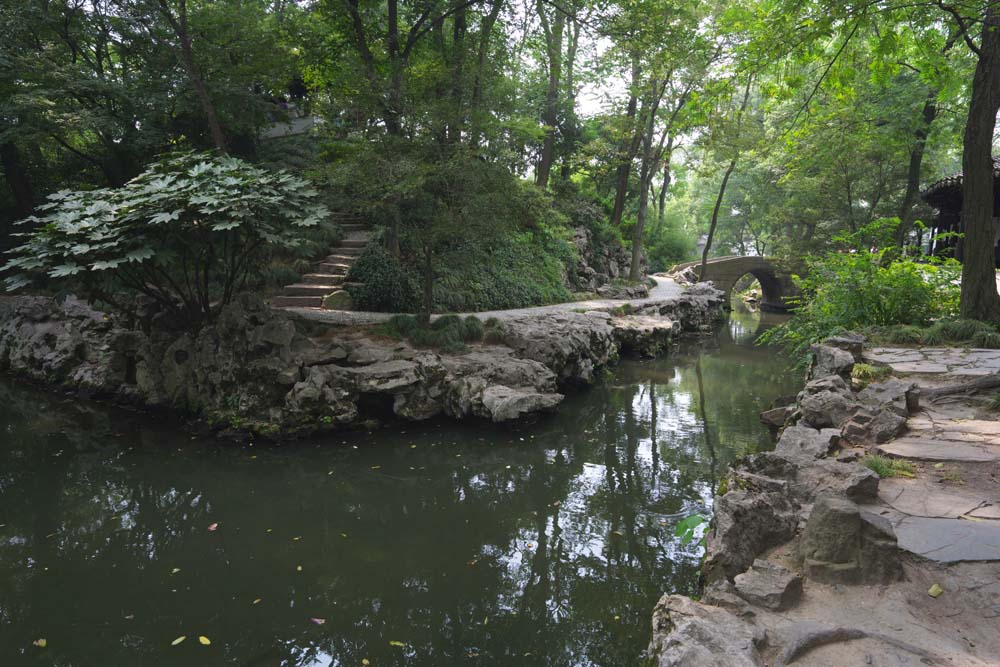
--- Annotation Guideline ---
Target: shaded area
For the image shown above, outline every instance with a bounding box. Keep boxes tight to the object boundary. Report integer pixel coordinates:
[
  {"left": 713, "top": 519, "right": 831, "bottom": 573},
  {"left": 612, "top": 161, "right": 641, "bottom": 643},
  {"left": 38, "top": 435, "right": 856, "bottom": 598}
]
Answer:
[{"left": 0, "top": 318, "right": 797, "bottom": 666}]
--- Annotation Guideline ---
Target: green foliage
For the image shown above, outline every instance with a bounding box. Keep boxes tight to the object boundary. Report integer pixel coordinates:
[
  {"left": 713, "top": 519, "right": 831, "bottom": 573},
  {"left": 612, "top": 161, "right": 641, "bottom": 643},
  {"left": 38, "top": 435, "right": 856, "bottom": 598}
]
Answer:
[
  {"left": 646, "top": 226, "right": 696, "bottom": 272},
  {"left": 851, "top": 363, "right": 891, "bottom": 382},
  {"left": 346, "top": 244, "right": 419, "bottom": 313},
  {"left": 674, "top": 514, "right": 709, "bottom": 547},
  {"left": 377, "top": 314, "right": 495, "bottom": 353},
  {"left": 861, "top": 455, "right": 916, "bottom": 478},
  {"left": 761, "top": 245, "right": 961, "bottom": 358},
  {"left": 3, "top": 152, "right": 327, "bottom": 325}
]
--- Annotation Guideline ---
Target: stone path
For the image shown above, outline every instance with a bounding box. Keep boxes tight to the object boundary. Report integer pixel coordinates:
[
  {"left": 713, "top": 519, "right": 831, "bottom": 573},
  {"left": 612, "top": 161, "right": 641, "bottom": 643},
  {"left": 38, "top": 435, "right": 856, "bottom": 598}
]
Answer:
[
  {"left": 861, "top": 346, "right": 1000, "bottom": 564},
  {"left": 280, "top": 274, "right": 686, "bottom": 327},
  {"left": 866, "top": 346, "right": 1000, "bottom": 376}
]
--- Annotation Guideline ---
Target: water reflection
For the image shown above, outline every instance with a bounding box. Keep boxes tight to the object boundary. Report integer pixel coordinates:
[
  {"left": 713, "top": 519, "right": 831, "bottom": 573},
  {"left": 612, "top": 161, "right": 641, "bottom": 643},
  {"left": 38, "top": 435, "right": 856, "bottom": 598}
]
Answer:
[{"left": 0, "top": 314, "right": 798, "bottom": 666}]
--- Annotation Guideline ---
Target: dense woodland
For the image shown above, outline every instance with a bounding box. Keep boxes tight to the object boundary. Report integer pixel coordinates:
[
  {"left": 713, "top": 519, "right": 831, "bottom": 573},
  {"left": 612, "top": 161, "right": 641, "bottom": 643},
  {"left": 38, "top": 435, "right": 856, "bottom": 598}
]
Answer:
[{"left": 2, "top": 0, "right": 999, "bottom": 325}]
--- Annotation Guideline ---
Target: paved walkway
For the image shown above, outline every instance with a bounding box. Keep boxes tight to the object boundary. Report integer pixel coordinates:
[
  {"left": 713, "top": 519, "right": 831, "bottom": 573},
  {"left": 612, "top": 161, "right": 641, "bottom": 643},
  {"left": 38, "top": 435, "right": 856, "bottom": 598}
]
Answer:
[
  {"left": 861, "top": 346, "right": 1000, "bottom": 564},
  {"left": 281, "top": 274, "right": 686, "bottom": 326}
]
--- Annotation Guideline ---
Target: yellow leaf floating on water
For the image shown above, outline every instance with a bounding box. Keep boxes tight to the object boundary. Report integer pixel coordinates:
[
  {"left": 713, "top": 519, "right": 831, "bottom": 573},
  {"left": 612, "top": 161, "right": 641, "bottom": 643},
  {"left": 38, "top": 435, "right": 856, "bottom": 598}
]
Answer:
[
  {"left": 928, "top": 583, "right": 944, "bottom": 598},
  {"left": 207, "top": 523, "right": 219, "bottom": 532},
  {"left": 171, "top": 636, "right": 186, "bottom": 646},
  {"left": 296, "top": 565, "right": 303, "bottom": 572},
  {"left": 32, "top": 638, "right": 47, "bottom": 648},
  {"left": 171, "top": 568, "right": 181, "bottom": 574},
  {"left": 389, "top": 640, "right": 406, "bottom": 647},
  {"left": 252, "top": 598, "right": 262, "bottom": 605},
  {"left": 362, "top": 660, "right": 370, "bottom": 666},
  {"left": 198, "top": 635, "right": 211, "bottom": 645}
]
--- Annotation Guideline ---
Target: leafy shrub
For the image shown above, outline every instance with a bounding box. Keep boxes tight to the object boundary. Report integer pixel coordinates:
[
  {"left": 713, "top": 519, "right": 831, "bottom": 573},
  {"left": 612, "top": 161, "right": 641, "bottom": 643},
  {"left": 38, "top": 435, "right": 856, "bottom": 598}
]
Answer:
[
  {"left": 879, "top": 324, "right": 923, "bottom": 344},
  {"left": 3, "top": 152, "right": 327, "bottom": 326},
  {"left": 761, "top": 249, "right": 961, "bottom": 359},
  {"left": 346, "top": 244, "right": 419, "bottom": 312},
  {"left": 645, "top": 225, "right": 695, "bottom": 272}
]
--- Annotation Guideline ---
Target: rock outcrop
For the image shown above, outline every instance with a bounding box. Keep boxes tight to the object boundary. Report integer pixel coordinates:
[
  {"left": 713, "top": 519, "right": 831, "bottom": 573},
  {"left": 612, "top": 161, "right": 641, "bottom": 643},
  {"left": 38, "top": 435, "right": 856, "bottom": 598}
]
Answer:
[
  {"left": 648, "top": 335, "right": 930, "bottom": 665},
  {"left": 0, "top": 285, "right": 724, "bottom": 438},
  {"left": 570, "top": 226, "right": 646, "bottom": 290}
]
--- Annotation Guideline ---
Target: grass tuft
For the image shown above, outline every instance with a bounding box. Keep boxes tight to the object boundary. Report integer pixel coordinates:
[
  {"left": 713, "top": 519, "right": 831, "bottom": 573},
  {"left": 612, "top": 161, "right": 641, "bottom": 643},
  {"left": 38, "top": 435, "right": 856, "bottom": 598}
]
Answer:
[{"left": 861, "top": 454, "right": 916, "bottom": 478}]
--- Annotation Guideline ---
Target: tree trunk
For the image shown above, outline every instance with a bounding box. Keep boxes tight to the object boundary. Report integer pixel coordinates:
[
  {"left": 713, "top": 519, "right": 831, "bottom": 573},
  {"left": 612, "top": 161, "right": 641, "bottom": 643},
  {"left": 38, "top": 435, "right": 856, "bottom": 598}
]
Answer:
[
  {"left": 700, "top": 158, "right": 737, "bottom": 278},
  {"left": 896, "top": 88, "right": 939, "bottom": 247},
  {"left": 534, "top": 0, "right": 563, "bottom": 189},
  {"left": 420, "top": 245, "right": 434, "bottom": 325},
  {"left": 610, "top": 56, "right": 641, "bottom": 227},
  {"left": 160, "top": 0, "right": 227, "bottom": 153},
  {"left": 959, "top": 4, "right": 1000, "bottom": 322},
  {"left": 0, "top": 141, "right": 35, "bottom": 219}
]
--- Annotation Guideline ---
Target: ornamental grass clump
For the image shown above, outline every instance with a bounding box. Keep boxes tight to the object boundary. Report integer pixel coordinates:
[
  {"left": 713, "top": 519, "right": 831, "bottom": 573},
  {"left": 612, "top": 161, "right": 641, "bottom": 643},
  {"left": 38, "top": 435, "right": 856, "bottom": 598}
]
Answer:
[{"left": 2, "top": 152, "right": 328, "bottom": 328}]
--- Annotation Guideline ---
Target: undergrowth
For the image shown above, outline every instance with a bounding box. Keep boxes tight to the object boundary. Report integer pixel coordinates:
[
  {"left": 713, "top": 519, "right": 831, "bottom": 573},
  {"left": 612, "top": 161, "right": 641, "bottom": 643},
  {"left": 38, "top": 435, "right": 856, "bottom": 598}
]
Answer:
[{"left": 377, "top": 314, "right": 505, "bottom": 353}]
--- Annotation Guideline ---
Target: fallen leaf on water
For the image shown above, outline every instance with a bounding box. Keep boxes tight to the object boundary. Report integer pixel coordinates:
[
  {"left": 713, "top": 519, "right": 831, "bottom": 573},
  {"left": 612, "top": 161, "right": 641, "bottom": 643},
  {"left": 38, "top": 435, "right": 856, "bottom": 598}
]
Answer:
[
  {"left": 207, "top": 523, "right": 219, "bottom": 532},
  {"left": 32, "top": 639, "right": 47, "bottom": 648},
  {"left": 198, "top": 635, "right": 211, "bottom": 645},
  {"left": 310, "top": 618, "right": 326, "bottom": 625},
  {"left": 340, "top": 533, "right": 348, "bottom": 538},
  {"left": 362, "top": 659, "right": 370, "bottom": 666},
  {"left": 960, "top": 515, "right": 984, "bottom": 522},
  {"left": 928, "top": 584, "right": 944, "bottom": 598},
  {"left": 296, "top": 565, "right": 303, "bottom": 571},
  {"left": 371, "top": 465, "right": 381, "bottom": 470},
  {"left": 171, "top": 636, "right": 186, "bottom": 646},
  {"left": 389, "top": 640, "right": 406, "bottom": 647},
  {"left": 293, "top": 536, "right": 301, "bottom": 541},
  {"left": 612, "top": 530, "right": 624, "bottom": 537},
  {"left": 252, "top": 598, "right": 262, "bottom": 605},
  {"left": 171, "top": 568, "right": 181, "bottom": 574}
]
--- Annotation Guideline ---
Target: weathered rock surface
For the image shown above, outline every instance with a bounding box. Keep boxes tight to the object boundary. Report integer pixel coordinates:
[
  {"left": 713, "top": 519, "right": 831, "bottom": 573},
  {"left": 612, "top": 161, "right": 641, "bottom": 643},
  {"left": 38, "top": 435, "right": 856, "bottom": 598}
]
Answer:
[
  {"left": 774, "top": 425, "right": 839, "bottom": 463},
  {"left": 799, "top": 495, "right": 901, "bottom": 585},
  {"left": 0, "top": 287, "right": 724, "bottom": 437},
  {"left": 570, "top": 225, "right": 646, "bottom": 290},
  {"left": 809, "top": 343, "right": 856, "bottom": 380},
  {"left": 648, "top": 595, "right": 765, "bottom": 667},
  {"left": 734, "top": 559, "right": 803, "bottom": 610},
  {"left": 798, "top": 375, "right": 859, "bottom": 428}
]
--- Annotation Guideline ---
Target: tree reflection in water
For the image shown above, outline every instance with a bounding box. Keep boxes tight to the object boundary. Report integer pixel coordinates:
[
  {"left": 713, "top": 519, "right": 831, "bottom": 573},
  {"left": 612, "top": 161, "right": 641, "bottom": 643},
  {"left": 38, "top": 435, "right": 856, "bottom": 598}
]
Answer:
[{"left": 0, "top": 315, "right": 798, "bottom": 666}]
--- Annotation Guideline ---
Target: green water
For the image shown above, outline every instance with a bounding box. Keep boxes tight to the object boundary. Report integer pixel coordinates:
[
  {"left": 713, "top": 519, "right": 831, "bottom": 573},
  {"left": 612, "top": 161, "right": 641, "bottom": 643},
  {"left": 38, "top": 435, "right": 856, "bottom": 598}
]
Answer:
[{"left": 0, "top": 309, "right": 798, "bottom": 666}]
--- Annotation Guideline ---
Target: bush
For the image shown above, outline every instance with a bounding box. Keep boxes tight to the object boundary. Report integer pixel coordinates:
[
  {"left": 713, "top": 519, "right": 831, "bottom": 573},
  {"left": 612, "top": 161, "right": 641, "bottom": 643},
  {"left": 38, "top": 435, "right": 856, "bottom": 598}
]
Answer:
[
  {"left": 762, "top": 249, "right": 961, "bottom": 359},
  {"left": 346, "top": 244, "right": 419, "bottom": 312},
  {"left": 377, "top": 314, "right": 490, "bottom": 352},
  {"left": 3, "top": 152, "right": 327, "bottom": 326}
]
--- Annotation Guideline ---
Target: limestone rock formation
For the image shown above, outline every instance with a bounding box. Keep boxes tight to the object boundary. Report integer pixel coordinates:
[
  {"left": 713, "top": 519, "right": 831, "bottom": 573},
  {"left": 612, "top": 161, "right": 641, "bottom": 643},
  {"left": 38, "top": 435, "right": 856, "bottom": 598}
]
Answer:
[{"left": 648, "top": 595, "right": 765, "bottom": 667}]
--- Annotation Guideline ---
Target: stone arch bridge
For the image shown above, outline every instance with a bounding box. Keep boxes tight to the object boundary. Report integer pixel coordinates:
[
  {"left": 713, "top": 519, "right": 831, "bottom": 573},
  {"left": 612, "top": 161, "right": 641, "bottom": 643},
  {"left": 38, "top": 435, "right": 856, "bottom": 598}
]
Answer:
[{"left": 671, "top": 256, "right": 797, "bottom": 311}]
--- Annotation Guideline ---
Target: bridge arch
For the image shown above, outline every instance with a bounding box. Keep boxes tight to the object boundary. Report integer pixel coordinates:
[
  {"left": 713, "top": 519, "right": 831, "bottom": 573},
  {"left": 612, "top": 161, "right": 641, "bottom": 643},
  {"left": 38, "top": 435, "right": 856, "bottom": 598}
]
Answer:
[{"left": 671, "top": 256, "right": 795, "bottom": 311}]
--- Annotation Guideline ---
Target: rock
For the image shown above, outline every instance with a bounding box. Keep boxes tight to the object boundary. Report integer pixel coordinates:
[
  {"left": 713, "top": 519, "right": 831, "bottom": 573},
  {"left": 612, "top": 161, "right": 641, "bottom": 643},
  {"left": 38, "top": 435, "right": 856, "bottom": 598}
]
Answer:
[
  {"left": 648, "top": 595, "right": 765, "bottom": 667},
  {"left": 822, "top": 333, "right": 865, "bottom": 359},
  {"left": 611, "top": 315, "right": 677, "bottom": 356},
  {"left": 705, "top": 471, "right": 799, "bottom": 582},
  {"left": 760, "top": 406, "right": 790, "bottom": 428},
  {"left": 794, "top": 459, "right": 879, "bottom": 502},
  {"left": 733, "top": 559, "right": 803, "bottom": 610},
  {"left": 480, "top": 385, "right": 563, "bottom": 421},
  {"left": 857, "top": 378, "right": 920, "bottom": 416},
  {"left": 596, "top": 283, "right": 649, "bottom": 299},
  {"left": 798, "top": 375, "right": 858, "bottom": 428},
  {"left": 809, "top": 343, "right": 856, "bottom": 380},
  {"left": 774, "top": 425, "right": 838, "bottom": 463},
  {"left": 799, "top": 494, "right": 900, "bottom": 585}
]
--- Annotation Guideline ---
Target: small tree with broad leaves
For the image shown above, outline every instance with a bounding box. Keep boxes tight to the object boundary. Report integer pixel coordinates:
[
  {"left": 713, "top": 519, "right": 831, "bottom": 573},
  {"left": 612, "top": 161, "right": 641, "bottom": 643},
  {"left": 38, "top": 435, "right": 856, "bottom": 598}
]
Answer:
[{"left": 2, "top": 152, "right": 327, "bottom": 327}]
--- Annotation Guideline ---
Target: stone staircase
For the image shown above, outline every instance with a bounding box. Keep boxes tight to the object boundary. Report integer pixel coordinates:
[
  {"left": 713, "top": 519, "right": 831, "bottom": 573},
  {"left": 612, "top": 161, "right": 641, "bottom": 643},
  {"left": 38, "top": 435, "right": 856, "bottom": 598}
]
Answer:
[{"left": 271, "top": 222, "right": 371, "bottom": 308}]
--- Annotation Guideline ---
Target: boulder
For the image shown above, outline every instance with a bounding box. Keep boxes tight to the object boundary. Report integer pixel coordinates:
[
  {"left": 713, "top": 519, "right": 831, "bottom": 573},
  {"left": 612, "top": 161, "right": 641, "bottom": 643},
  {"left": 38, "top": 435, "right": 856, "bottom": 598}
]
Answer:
[
  {"left": 480, "top": 385, "right": 563, "bottom": 421},
  {"left": 809, "top": 343, "right": 856, "bottom": 380},
  {"left": 648, "top": 595, "right": 765, "bottom": 667},
  {"left": 759, "top": 406, "right": 790, "bottom": 428},
  {"left": 733, "top": 559, "right": 803, "bottom": 610},
  {"left": 705, "top": 471, "right": 799, "bottom": 582},
  {"left": 774, "top": 425, "right": 839, "bottom": 463},
  {"left": 799, "top": 494, "right": 901, "bottom": 585},
  {"left": 798, "top": 375, "right": 858, "bottom": 429},
  {"left": 857, "top": 378, "right": 920, "bottom": 416}
]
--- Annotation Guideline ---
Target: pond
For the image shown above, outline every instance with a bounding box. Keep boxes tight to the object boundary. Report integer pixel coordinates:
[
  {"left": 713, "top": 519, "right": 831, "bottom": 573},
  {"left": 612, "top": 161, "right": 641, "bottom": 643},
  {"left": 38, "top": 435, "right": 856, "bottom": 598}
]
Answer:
[{"left": 0, "top": 308, "right": 798, "bottom": 666}]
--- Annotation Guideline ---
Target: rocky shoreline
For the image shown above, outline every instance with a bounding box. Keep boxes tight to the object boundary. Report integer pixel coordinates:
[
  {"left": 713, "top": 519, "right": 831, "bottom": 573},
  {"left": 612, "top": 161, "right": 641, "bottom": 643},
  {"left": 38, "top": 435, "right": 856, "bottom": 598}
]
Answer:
[
  {"left": 648, "top": 336, "right": 1000, "bottom": 666},
  {"left": 0, "top": 283, "right": 723, "bottom": 439}
]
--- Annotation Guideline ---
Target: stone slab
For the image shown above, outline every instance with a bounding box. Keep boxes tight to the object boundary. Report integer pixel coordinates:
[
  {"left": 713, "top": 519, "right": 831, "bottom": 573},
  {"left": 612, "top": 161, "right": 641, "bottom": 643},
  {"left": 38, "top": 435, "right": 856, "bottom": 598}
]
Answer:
[
  {"left": 879, "top": 478, "right": 989, "bottom": 519},
  {"left": 895, "top": 516, "right": 1000, "bottom": 562},
  {"left": 877, "top": 438, "right": 1000, "bottom": 462}
]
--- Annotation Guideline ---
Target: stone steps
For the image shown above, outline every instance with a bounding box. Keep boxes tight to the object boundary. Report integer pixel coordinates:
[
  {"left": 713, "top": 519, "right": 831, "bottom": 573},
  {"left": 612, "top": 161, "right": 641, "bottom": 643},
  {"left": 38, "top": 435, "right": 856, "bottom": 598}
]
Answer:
[
  {"left": 300, "top": 273, "right": 344, "bottom": 286},
  {"left": 271, "top": 220, "right": 373, "bottom": 310}
]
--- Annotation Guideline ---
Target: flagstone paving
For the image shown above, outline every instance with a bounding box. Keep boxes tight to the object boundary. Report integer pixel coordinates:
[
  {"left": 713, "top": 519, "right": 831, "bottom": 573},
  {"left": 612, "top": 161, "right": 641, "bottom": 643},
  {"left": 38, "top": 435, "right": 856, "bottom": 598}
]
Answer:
[{"left": 861, "top": 346, "right": 1000, "bottom": 564}]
